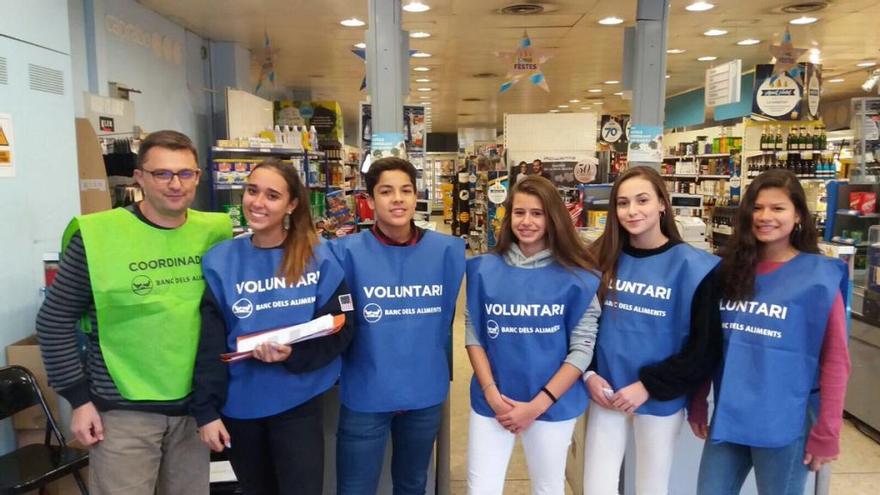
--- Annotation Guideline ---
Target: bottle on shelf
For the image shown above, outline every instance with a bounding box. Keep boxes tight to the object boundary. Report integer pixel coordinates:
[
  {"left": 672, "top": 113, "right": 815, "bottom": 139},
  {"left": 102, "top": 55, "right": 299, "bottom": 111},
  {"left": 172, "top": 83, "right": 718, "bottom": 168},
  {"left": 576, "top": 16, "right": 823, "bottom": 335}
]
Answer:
[
  {"left": 788, "top": 126, "right": 798, "bottom": 151},
  {"left": 803, "top": 126, "right": 813, "bottom": 151},
  {"left": 309, "top": 125, "right": 319, "bottom": 152},
  {"left": 761, "top": 125, "right": 768, "bottom": 151},
  {"left": 775, "top": 125, "right": 784, "bottom": 151}
]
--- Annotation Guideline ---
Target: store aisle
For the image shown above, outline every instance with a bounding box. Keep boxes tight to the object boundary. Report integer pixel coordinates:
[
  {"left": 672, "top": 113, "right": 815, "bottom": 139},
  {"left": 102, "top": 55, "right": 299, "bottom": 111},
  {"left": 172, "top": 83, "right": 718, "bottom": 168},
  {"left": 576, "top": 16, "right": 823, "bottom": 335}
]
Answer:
[{"left": 438, "top": 219, "right": 880, "bottom": 495}]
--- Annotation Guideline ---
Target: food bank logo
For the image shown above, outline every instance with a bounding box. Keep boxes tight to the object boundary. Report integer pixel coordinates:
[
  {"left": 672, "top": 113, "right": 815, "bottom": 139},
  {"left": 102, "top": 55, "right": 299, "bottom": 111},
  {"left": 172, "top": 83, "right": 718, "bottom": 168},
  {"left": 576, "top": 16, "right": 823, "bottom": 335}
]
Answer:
[
  {"left": 363, "top": 303, "right": 383, "bottom": 323},
  {"left": 232, "top": 298, "right": 253, "bottom": 319},
  {"left": 131, "top": 275, "right": 153, "bottom": 296}
]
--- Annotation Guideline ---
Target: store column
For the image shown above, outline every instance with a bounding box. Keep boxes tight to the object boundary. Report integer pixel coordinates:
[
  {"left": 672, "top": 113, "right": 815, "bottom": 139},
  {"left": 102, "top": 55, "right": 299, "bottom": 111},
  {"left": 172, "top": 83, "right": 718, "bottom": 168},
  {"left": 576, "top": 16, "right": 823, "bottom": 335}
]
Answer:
[
  {"left": 627, "top": 0, "right": 669, "bottom": 170},
  {"left": 366, "top": 0, "right": 408, "bottom": 135}
]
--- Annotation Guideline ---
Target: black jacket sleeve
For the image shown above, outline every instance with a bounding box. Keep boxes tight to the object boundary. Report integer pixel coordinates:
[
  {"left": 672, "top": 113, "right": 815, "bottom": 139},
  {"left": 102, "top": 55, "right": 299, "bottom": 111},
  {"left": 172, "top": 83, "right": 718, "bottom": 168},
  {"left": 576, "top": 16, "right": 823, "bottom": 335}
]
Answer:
[
  {"left": 283, "top": 280, "right": 355, "bottom": 373},
  {"left": 190, "top": 285, "right": 229, "bottom": 427},
  {"left": 638, "top": 267, "right": 723, "bottom": 401}
]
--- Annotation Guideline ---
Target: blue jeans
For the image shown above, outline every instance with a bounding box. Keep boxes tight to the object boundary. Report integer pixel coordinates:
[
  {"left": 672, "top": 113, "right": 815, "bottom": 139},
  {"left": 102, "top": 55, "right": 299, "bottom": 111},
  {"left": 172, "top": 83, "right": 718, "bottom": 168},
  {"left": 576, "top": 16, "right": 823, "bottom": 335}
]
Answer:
[
  {"left": 696, "top": 434, "right": 810, "bottom": 495},
  {"left": 336, "top": 403, "right": 443, "bottom": 495}
]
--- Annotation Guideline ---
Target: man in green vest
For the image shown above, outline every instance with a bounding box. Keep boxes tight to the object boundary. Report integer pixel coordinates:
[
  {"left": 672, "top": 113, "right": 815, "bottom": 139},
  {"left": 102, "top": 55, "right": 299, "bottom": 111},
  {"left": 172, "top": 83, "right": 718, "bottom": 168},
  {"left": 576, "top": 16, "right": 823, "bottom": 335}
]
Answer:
[{"left": 36, "top": 130, "right": 231, "bottom": 495}]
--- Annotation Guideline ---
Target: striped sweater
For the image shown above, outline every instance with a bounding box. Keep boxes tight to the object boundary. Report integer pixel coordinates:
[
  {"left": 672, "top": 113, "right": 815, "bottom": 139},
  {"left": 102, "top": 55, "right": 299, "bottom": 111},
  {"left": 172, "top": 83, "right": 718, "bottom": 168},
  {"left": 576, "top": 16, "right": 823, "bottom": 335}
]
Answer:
[{"left": 35, "top": 206, "right": 190, "bottom": 415}]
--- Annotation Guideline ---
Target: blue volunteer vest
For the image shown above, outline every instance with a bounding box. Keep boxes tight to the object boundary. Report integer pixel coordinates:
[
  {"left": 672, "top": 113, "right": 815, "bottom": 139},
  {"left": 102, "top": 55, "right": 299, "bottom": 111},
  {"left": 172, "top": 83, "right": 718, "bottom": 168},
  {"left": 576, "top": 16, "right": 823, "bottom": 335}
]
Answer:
[
  {"left": 201, "top": 237, "right": 346, "bottom": 419},
  {"left": 330, "top": 230, "right": 466, "bottom": 412},
  {"left": 710, "top": 253, "right": 848, "bottom": 448},
  {"left": 597, "top": 243, "right": 719, "bottom": 416},
  {"left": 467, "top": 254, "right": 599, "bottom": 421}
]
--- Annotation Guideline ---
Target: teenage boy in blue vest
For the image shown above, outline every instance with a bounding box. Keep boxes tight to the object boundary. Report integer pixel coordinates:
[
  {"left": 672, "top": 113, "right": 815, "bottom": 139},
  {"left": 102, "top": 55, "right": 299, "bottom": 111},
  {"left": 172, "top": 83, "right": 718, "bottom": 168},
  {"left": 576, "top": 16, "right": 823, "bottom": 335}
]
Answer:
[
  {"left": 35, "top": 131, "right": 230, "bottom": 495},
  {"left": 331, "top": 157, "right": 466, "bottom": 494}
]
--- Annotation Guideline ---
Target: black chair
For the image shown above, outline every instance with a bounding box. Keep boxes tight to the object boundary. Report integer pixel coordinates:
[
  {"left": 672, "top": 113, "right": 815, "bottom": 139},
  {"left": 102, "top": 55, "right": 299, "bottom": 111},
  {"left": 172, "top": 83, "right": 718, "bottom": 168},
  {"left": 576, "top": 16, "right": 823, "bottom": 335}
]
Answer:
[{"left": 0, "top": 365, "right": 88, "bottom": 494}]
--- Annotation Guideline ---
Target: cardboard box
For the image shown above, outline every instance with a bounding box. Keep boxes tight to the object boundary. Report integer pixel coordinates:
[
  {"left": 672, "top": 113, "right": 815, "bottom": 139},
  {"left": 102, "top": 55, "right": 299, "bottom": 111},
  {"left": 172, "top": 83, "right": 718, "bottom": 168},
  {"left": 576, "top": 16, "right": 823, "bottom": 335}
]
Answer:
[{"left": 6, "top": 335, "right": 61, "bottom": 430}]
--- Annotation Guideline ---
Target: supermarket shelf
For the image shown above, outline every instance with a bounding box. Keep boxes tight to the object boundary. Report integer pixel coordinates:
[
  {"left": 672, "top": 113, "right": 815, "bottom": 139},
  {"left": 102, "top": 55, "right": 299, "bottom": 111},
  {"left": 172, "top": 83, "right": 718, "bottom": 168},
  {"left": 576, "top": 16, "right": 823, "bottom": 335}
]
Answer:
[
  {"left": 663, "top": 153, "right": 731, "bottom": 160},
  {"left": 212, "top": 146, "right": 324, "bottom": 158},
  {"left": 836, "top": 210, "right": 880, "bottom": 219},
  {"left": 662, "top": 174, "right": 730, "bottom": 180}
]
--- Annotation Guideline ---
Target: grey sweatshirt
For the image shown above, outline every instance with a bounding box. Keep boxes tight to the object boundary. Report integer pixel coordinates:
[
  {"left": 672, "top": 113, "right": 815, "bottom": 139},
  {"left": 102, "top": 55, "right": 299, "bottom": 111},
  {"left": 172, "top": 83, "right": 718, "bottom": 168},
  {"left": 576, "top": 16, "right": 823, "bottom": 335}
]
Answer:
[{"left": 464, "top": 244, "right": 601, "bottom": 372}]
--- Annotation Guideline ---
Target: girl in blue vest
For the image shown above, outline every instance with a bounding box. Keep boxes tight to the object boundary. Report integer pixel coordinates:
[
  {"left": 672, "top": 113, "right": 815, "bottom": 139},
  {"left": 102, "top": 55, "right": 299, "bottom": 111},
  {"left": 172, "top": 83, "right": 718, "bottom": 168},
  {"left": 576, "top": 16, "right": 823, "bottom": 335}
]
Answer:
[
  {"left": 466, "top": 176, "right": 601, "bottom": 494},
  {"left": 691, "top": 169, "right": 849, "bottom": 495},
  {"left": 583, "top": 166, "right": 722, "bottom": 495},
  {"left": 192, "top": 159, "right": 354, "bottom": 495}
]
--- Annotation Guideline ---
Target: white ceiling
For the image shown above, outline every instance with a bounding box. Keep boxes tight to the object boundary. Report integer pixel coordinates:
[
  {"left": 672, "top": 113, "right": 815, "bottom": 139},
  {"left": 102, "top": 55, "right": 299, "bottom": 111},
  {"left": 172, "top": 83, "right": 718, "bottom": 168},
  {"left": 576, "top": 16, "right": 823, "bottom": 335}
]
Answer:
[{"left": 140, "top": 0, "right": 880, "bottom": 133}]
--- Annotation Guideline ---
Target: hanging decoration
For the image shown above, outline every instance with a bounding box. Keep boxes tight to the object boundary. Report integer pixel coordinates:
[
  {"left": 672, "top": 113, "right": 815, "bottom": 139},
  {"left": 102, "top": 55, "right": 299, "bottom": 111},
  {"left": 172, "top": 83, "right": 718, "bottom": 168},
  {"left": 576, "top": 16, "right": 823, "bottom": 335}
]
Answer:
[
  {"left": 255, "top": 31, "right": 279, "bottom": 93},
  {"left": 496, "top": 31, "right": 552, "bottom": 93},
  {"left": 768, "top": 27, "right": 807, "bottom": 79},
  {"left": 352, "top": 48, "right": 418, "bottom": 91}
]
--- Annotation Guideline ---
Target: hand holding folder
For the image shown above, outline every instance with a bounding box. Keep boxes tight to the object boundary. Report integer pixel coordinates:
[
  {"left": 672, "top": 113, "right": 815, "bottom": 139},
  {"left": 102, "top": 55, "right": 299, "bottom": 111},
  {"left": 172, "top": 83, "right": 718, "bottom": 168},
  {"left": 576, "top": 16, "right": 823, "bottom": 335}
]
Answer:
[{"left": 220, "top": 314, "right": 346, "bottom": 363}]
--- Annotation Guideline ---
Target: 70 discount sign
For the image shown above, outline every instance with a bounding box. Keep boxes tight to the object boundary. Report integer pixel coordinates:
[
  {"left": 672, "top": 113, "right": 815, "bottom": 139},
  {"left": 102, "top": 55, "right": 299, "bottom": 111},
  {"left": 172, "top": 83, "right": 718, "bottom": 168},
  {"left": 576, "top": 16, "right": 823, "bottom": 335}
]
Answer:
[{"left": 599, "top": 115, "right": 630, "bottom": 146}]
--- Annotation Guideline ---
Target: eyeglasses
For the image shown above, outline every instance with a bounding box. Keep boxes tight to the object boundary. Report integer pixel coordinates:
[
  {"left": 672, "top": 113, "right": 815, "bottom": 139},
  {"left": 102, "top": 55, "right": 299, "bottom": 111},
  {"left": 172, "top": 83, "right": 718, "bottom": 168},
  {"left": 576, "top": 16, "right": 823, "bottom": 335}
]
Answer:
[{"left": 142, "top": 168, "right": 201, "bottom": 183}]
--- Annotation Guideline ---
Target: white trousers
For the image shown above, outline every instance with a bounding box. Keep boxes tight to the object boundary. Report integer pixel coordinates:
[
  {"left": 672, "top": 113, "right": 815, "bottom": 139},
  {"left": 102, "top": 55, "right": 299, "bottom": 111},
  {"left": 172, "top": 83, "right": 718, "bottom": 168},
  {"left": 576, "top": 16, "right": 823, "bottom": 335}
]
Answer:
[
  {"left": 467, "top": 409, "right": 577, "bottom": 495},
  {"left": 582, "top": 402, "right": 684, "bottom": 495}
]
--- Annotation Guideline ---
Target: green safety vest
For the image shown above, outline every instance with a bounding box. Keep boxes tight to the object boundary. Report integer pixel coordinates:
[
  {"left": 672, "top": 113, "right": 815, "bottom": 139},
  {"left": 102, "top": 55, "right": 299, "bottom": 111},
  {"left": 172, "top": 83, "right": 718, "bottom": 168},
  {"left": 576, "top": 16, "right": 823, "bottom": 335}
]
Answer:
[{"left": 63, "top": 207, "right": 231, "bottom": 401}]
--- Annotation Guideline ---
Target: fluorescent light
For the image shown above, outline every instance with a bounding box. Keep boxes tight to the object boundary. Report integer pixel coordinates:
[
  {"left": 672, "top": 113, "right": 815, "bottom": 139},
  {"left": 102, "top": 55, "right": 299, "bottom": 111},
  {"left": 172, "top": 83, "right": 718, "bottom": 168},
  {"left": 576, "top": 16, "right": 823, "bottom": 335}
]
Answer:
[
  {"left": 666, "top": 74, "right": 671, "bottom": 79},
  {"left": 340, "top": 18, "right": 365, "bottom": 27},
  {"left": 667, "top": 49, "right": 686, "bottom": 54},
  {"left": 598, "top": 17, "right": 624, "bottom": 25},
  {"left": 698, "top": 56, "right": 718, "bottom": 61},
  {"left": 593, "top": 101, "right": 604, "bottom": 105},
  {"left": 581, "top": 106, "right": 591, "bottom": 110},
  {"left": 604, "top": 80, "right": 619, "bottom": 84},
  {"left": 419, "top": 95, "right": 431, "bottom": 99},
  {"left": 410, "top": 31, "right": 431, "bottom": 39},
  {"left": 790, "top": 16, "right": 818, "bottom": 25},
  {"left": 403, "top": 1, "right": 431, "bottom": 13},
  {"left": 704, "top": 29, "right": 728, "bottom": 36},
  {"left": 828, "top": 78, "right": 845, "bottom": 83},
  {"left": 857, "top": 61, "right": 877, "bottom": 68},
  {"left": 862, "top": 71, "right": 879, "bottom": 92},
  {"left": 354, "top": 42, "right": 366, "bottom": 49},
  {"left": 415, "top": 78, "right": 431, "bottom": 82},
  {"left": 549, "top": 109, "right": 560, "bottom": 113},
  {"left": 737, "top": 39, "right": 761, "bottom": 46},
  {"left": 613, "top": 92, "right": 623, "bottom": 96},
  {"left": 569, "top": 99, "right": 580, "bottom": 103},
  {"left": 588, "top": 88, "right": 602, "bottom": 93},
  {"left": 412, "top": 51, "right": 432, "bottom": 58},
  {"left": 417, "top": 87, "right": 432, "bottom": 92},
  {"left": 685, "top": 1, "right": 714, "bottom": 11},
  {"left": 558, "top": 104, "right": 569, "bottom": 108},
  {"left": 413, "top": 66, "right": 431, "bottom": 71}
]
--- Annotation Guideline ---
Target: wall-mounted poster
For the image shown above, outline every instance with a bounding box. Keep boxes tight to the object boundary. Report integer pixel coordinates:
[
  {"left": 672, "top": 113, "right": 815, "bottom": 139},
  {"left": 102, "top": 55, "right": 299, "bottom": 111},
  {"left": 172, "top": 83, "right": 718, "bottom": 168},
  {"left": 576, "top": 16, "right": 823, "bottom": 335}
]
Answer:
[
  {"left": 0, "top": 113, "right": 16, "bottom": 178},
  {"left": 274, "top": 100, "right": 345, "bottom": 143}
]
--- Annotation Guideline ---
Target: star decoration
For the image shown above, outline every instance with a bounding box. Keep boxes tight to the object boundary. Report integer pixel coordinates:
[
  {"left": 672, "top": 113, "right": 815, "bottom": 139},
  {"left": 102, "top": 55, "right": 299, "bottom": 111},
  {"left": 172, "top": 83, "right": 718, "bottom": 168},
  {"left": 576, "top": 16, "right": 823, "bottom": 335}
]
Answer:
[
  {"left": 255, "top": 31, "right": 279, "bottom": 93},
  {"left": 353, "top": 48, "right": 418, "bottom": 91},
  {"left": 768, "top": 27, "right": 807, "bottom": 78},
  {"left": 496, "top": 31, "right": 552, "bottom": 93}
]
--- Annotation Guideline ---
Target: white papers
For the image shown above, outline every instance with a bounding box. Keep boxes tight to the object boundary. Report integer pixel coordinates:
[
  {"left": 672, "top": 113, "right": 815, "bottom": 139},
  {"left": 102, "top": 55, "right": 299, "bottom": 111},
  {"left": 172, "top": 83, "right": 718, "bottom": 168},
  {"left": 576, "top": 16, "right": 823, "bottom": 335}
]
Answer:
[{"left": 236, "top": 313, "right": 336, "bottom": 353}]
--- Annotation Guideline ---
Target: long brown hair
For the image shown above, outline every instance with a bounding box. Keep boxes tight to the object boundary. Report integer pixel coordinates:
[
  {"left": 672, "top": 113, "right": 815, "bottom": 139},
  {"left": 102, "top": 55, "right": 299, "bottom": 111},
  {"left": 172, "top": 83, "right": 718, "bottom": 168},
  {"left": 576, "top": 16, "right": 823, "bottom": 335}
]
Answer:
[
  {"left": 494, "top": 176, "right": 597, "bottom": 271},
  {"left": 720, "top": 168, "right": 818, "bottom": 301},
  {"left": 249, "top": 159, "right": 319, "bottom": 284},
  {"left": 590, "top": 166, "right": 683, "bottom": 301}
]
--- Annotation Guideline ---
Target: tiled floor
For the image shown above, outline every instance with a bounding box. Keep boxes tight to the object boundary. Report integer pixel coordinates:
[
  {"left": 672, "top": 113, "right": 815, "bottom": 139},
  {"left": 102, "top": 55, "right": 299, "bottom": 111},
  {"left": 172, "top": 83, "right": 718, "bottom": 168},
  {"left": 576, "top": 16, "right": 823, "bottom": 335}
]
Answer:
[{"left": 444, "top": 221, "right": 880, "bottom": 494}]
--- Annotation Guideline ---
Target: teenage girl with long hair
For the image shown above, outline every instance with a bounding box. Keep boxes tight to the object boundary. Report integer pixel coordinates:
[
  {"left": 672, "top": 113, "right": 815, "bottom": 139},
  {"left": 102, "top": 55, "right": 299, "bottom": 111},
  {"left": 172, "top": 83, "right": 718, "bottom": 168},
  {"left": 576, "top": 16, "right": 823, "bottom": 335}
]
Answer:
[
  {"left": 465, "top": 176, "right": 601, "bottom": 494},
  {"left": 690, "top": 169, "right": 849, "bottom": 494},
  {"left": 583, "top": 166, "right": 722, "bottom": 495},
  {"left": 192, "top": 159, "right": 353, "bottom": 494}
]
